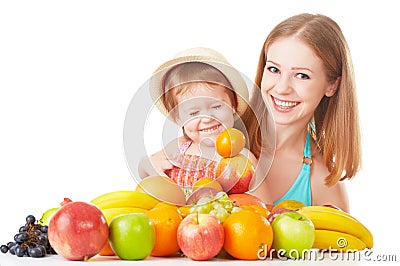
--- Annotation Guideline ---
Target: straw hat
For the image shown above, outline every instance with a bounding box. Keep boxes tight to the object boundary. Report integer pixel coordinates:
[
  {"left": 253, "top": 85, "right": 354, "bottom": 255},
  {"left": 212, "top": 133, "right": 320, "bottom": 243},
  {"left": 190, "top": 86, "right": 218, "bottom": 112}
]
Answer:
[{"left": 149, "top": 47, "right": 249, "bottom": 117}]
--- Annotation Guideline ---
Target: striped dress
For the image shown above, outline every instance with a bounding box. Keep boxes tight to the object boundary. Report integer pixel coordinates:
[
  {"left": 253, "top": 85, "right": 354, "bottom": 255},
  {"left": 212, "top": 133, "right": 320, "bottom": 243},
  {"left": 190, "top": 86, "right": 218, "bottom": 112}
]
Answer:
[{"left": 165, "top": 140, "right": 218, "bottom": 189}]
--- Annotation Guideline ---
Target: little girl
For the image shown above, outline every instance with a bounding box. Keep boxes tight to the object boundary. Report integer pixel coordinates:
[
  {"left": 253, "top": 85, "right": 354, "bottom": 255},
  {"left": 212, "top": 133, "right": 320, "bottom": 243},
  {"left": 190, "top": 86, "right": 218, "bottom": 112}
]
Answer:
[{"left": 138, "top": 47, "right": 257, "bottom": 191}]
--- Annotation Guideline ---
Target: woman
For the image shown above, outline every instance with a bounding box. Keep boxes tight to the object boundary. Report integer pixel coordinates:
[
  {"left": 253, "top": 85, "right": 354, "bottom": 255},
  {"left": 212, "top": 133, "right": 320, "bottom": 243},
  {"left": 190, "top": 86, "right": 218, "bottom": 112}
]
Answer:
[{"left": 244, "top": 13, "right": 361, "bottom": 212}]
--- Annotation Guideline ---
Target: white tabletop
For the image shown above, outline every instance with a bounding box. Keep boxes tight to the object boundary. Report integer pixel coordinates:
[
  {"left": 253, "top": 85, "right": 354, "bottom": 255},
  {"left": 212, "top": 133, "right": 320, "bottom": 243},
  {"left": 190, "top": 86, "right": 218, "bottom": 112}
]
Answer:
[{"left": 0, "top": 251, "right": 387, "bottom": 266}]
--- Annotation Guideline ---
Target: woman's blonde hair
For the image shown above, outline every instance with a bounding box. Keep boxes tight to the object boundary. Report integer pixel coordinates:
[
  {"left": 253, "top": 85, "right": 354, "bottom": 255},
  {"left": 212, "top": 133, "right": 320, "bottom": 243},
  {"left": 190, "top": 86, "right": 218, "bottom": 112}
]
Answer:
[{"left": 242, "top": 13, "right": 361, "bottom": 186}]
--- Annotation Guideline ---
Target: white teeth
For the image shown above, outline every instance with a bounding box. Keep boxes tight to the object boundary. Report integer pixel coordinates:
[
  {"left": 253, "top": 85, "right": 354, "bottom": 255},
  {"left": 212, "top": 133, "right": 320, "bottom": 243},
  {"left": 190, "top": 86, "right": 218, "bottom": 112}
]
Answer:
[
  {"left": 274, "top": 98, "right": 298, "bottom": 109},
  {"left": 201, "top": 125, "right": 220, "bottom": 133}
]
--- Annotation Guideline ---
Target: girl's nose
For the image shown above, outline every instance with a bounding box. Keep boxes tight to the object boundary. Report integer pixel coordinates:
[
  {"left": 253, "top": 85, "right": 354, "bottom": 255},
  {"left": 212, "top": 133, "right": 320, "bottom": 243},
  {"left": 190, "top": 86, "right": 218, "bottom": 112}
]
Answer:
[{"left": 200, "top": 115, "right": 214, "bottom": 123}]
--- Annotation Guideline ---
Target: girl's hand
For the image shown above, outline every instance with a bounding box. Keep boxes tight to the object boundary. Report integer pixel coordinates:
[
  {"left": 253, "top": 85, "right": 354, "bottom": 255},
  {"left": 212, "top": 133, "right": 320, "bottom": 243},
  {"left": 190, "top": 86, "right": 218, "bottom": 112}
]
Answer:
[{"left": 138, "top": 150, "right": 174, "bottom": 178}]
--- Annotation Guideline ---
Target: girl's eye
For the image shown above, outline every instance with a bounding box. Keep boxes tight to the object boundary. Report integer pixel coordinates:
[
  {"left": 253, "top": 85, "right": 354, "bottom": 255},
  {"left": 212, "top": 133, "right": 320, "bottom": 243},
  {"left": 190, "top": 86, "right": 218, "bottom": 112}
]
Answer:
[
  {"left": 212, "top": 104, "right": 222, "bottom": 110},
  {"left": 267, "top": 66, "right": 280, "bottom": 74},
  {"left": 296, "top": 73, "right": 310, "bottom": 79}
]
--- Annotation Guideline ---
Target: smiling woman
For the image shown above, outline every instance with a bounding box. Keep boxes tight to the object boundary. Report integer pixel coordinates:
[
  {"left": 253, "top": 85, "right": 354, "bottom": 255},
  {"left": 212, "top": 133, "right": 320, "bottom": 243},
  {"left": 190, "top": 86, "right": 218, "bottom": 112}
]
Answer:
[{"left": 244, "top": 13, "right": 361, "bottom": 212}]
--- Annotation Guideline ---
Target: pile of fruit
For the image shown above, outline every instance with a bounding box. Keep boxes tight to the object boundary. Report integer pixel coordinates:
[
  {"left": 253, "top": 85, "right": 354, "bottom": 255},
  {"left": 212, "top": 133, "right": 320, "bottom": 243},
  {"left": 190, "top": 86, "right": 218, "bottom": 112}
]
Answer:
[
  {"left": 0, "top": 187, "right": 374, "bottom": 261},
  {"left": 0, "top": 128, "right": 374, "bottom": 261}
]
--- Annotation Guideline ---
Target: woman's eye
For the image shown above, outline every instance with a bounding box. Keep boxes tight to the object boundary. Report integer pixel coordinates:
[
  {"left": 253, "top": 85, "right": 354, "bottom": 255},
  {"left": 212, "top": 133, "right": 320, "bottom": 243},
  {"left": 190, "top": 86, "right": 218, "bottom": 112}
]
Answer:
[
  {"left": 267, "top": 66, "right": 280, "bottom": 74},
  {"left": 296, "top": 73, "right": 310, "bottom": 79},
  {"left": 189, "top": 111, "right": 199, "bottom": 116}
]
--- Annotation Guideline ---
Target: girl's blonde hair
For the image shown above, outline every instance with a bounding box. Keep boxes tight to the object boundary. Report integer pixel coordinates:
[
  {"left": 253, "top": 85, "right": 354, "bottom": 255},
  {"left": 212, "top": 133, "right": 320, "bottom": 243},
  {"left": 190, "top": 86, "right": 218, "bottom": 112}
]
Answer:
[
  {"left": 242, "top": 13, "right": 361, "bottom": 186},
  {"left": 162, "top": 62, "right": 237, "bottom": 118}
]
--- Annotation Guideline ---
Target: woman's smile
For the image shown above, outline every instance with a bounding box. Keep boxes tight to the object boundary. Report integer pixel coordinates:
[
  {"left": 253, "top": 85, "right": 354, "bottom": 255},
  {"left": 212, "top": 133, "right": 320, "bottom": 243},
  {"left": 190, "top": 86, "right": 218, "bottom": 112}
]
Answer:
[{"left": 271, "top": 95, "right": 299, "bottom": 112}]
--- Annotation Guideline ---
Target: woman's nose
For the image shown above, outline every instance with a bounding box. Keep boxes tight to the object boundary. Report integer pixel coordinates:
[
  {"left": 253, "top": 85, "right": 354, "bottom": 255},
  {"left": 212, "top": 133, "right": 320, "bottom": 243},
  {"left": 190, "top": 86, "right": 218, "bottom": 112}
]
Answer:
[{"left": 274, "top": 74, "right": 292, "bottom": 94}]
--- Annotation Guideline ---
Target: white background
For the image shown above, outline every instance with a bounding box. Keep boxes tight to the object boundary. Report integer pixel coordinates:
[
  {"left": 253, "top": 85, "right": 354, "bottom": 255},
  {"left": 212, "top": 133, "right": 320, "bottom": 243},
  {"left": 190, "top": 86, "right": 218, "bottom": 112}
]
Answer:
[{"left": 1, "top": 0, "right": 399, "bottom": 263}]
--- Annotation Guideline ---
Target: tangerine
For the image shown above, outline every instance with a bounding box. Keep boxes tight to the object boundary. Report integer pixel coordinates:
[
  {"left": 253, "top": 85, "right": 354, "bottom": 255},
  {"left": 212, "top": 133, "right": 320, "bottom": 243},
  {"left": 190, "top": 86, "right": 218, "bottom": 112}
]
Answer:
[
  {"left": 223, "top": 210, "right": 273, "bottom": 260},
  {"left": 216, "top": 128, "right": 246, "bottom": 158},
  {"left": 241, "top": 205, "right": 270, "bottom": 219},
  {"left": 146, "top": 206, "right": 183, "bottom": 257}
]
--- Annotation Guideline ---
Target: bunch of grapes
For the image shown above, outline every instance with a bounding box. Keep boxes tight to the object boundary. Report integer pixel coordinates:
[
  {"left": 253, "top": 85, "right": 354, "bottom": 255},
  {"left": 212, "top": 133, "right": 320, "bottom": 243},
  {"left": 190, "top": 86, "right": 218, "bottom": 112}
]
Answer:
[
  {"left": 189, "top": 192, "right": 242, "bottom": 223},
  {"left": 0, "top": 215, "right": 56, "bottom": 258}
]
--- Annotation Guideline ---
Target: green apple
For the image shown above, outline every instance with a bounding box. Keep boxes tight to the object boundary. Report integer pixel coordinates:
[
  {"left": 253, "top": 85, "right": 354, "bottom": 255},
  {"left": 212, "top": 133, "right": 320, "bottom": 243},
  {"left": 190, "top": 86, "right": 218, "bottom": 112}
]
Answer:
[
  {"left": 109, "top": 213, "right": 155, "bottom": 260},
  {"left": 271, "top": 211, "right": 314, "bottom": 259}
]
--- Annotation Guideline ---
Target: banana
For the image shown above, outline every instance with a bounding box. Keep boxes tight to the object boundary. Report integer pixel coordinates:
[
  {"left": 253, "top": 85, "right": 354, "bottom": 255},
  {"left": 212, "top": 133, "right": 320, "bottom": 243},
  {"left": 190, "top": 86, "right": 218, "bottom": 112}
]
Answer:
[
  {"left": 299, "top": 205, "right": 354, "bottom": 219},
  {"left": 101, "top": 207, "right": 148, "bottom": 223},
  {"left": 297, "top": 206, "right": 373, "bottom": 249},
  {"left": 313, "top": 229, "right": 366, "bottom": 251},
  {"left": 90, "top": 190, "right": 160, "bottom": 210}
]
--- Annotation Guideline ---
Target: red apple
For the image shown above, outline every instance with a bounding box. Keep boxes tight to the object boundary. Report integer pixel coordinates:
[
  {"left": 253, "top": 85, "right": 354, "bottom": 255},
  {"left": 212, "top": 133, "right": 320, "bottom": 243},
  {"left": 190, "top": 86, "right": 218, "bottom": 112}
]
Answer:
[
  {"left": 48, "top": 199, "right": 109, "bottom": 261},
  {"left": 177, "top": 213, "right": 224, "bottom": 261},
  {"left": 216, "top": 154, "right": 255, "bottom": 194}
]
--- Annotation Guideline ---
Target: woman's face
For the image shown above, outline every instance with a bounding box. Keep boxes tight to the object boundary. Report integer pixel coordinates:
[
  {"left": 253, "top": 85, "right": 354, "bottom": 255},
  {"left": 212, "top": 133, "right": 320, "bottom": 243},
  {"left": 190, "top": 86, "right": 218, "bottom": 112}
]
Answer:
[
  {"left": 260, "top": 36, "right": 337, "bottom": 127},
  {"left": 174, "top": 83, "right": 235, "bottom": 146}
]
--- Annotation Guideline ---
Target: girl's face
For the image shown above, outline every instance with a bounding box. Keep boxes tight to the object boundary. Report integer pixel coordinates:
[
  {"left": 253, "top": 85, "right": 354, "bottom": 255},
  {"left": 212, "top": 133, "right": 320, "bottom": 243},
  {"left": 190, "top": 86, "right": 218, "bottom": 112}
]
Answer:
[
  {"left": 261, "top": 36, "right": 337, "bottom": 127},
  {"left": 174, "top": 83, "right": 235, "bottom": 145}
]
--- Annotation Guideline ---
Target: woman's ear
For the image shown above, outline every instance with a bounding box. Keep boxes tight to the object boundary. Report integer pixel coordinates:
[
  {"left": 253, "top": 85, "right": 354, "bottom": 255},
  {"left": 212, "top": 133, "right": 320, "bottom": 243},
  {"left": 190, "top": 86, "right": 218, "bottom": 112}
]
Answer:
[{"left": 325, "top": 77, "right": 341, "bottom": 97}]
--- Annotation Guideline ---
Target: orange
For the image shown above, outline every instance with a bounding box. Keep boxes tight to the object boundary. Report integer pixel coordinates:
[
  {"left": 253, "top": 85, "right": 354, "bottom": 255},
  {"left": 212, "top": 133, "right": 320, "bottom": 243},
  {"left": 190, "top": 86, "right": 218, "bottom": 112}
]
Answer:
[
  {"left": 152, "top": 201, "right": 178, "bottom": 209},
  {"left": 228, "top": 193, "right": 267, "bottom": 208},
  {"left": 192, "top": 177, "right": 223, "bottom": 192},
  {"left": 241, "top": 205, "right": 270, "bottom": 219},
  {"left": 146, "top": 206, "right": 182, "bottom": 257},
  {"left": 223, "top": 210, "right": 273, "bottom": 260},
  {"left": 216, "top": 128, "right": 246, "bottom": 158},
  {"left": 178, "top": 205, "right": 191, "bottom": 218}
]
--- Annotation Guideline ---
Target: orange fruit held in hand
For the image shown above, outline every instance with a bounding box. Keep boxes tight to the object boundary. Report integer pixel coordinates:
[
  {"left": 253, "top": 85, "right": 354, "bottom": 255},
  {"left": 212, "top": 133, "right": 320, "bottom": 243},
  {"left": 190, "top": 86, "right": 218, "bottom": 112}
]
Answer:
[
  {"left": 216, "top": 128, "right": 246, "bottom": 158},
  {"left": 223, "top": 210, "right": 273, "bottom": 260},
  {"left": 147, "top": 206, "right": 183, "bottom": 257}
]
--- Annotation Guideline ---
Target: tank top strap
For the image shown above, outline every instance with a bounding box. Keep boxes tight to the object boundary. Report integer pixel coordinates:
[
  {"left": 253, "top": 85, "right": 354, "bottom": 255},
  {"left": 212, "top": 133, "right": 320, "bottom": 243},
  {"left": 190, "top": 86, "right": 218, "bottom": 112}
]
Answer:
[{"left": 302, "top": 131, "right": 313, "bottom": 165}]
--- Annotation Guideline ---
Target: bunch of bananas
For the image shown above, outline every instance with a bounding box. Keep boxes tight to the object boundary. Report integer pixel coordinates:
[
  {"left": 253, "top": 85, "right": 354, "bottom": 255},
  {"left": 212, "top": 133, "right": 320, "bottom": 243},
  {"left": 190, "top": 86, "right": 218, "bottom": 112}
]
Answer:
[
  {"left": 90, "top": 190, "right": 161, "bottom": 211},
  {"left": 297, "top": 206, "right": 373, "bottom": 251}
]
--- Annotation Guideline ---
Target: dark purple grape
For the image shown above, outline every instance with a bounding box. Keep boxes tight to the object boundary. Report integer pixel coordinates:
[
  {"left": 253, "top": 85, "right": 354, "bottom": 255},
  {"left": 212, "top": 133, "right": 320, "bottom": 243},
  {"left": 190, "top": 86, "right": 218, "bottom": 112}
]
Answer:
[
  {"left": 40, "top": 225, "right": 48, "bottom": 233},
  {"left": 14, "top": 232, "right": 29, "bottom": 243},
  {"left": 9, "top": 244, "right": 17, "bottom": 255},
  {"left": 19, "top": 226, "right": 27, "bottom": 232},
  {"left": 28, "top": 247, "right": 44, "bottom": 258},
  {"left": 38, "top": 235, "right": 47, "bottom": 245},
  {"left": 15, "top": 246, "right": 26, "bottom": 257},
  {"left": 0, "top": 245, "right": 8, "bottom": 253},
  {"left": 7, "top": 242, "right": 15, "bottom": 249},
  {"left": 26, "top": 215, "right": 36, "bottom": 225}
]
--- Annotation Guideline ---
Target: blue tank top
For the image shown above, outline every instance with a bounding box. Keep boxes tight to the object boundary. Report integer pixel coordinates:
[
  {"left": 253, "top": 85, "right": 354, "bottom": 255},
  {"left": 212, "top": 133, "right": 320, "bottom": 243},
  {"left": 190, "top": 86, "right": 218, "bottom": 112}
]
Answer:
[{"left": 273, "top": 131, "right": 312, "bottom": 206}]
